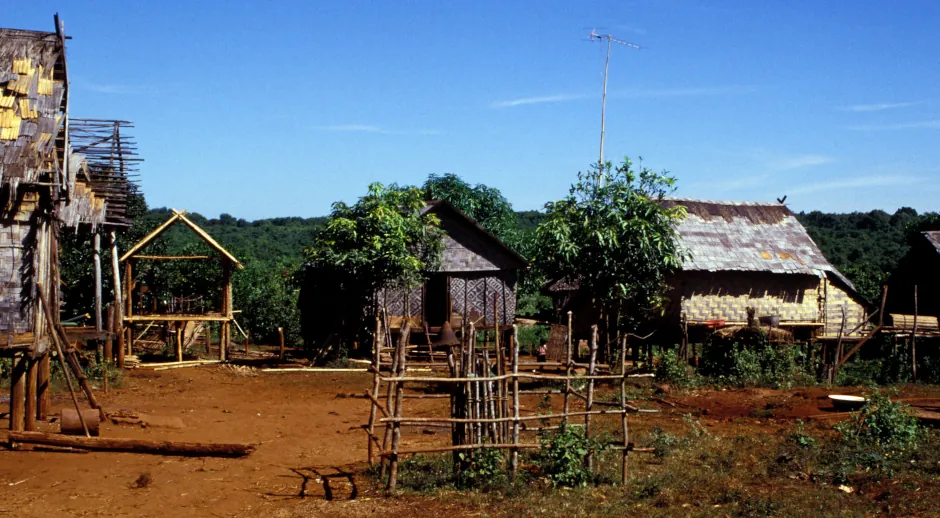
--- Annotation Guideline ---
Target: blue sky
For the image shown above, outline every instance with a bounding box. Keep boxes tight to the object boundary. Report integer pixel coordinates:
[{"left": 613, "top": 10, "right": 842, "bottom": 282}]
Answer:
[{"left": 7, "top": 1, "right": 940, "bottom": 219}]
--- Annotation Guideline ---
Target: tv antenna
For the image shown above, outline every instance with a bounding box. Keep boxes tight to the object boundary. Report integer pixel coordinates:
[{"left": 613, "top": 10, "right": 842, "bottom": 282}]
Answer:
[{"left": 589, "top": 30, "right": 641, "bottom": 184}]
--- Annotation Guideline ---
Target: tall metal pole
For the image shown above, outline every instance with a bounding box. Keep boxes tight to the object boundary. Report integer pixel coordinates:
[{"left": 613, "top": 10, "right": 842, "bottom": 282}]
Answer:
[
  {"left": 589, "top": 31, "right": 641, "bottom": 187},
  {"left": 599, "top": 36, "right": 611, "bottom": 181}
]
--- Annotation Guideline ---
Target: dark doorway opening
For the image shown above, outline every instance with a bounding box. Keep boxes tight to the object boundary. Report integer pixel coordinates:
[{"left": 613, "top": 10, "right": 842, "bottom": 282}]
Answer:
[{"left": 425, "top": 274, "right": 448, "bottom": 326}]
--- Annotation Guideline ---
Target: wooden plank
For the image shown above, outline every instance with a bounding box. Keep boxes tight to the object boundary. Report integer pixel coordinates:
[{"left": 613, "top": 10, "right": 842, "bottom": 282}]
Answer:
[{"left": 118, "top": 211, "right": 182, "bottom": 261}]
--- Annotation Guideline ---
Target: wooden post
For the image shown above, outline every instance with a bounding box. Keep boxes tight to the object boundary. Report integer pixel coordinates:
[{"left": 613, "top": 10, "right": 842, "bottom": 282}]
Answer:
[
  {"left": 104, "top": 306, "right": 114, "bottom": 364},
  {"left": 368, "top": 313, "right": 383, "bottom": 465},
  {"left": 115, "top": 307, "right": 125, "bottom": 368},
  {"left": 620, "top": 333, "right": 629, "bottom": 484},
  {"left": 10, "top": 353, "right": 26, "bottom": 431},
  {"left": 37, "top": 352, "right": 50, "bottom": 420},
  {"left": 222, "top": 260, "right": 232, "bottom": 362},
  {"left": 93, "top": 232, "right": 103, "bottom": 332},
  {"left": 25, "top": 356, "right": 38, "bottom": 431},
  {"left": 510, "top": 324, "right": 520, "bottom": 478},
  {"left": 176, "top": 322, "right": 184, "bottom": 362},
  {"left": 563, "top": 311, "right": 573, "bottom": 429},
  {"left": 585, "top": 325, "right": 598, "bottom": 470},
  {"left": 244, "top": 330, "right": 249, "bottom": 356},
  {"left": 278, "top": 327, "right": 285, "bottom": 360},
  {"left": 912, "top": 285, "right": 918, "bottom": 381},
  {"left": 387, "top": 321, "right": 409, "bottom": 492},
  {"left": 831, "top": 307, "right": 846, "bottom": 383},
  {"left": 111, "top": 234, "right": 125, "bottom": 353}
]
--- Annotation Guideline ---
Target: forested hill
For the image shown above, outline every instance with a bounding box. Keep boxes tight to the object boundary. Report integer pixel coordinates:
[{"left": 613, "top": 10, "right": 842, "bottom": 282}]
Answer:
[
  {"left": 144, "top": 206, "right": 934, "bottom": 301},
  {"left": 140, "top": 208, "right": 326, "bottom": 266}
]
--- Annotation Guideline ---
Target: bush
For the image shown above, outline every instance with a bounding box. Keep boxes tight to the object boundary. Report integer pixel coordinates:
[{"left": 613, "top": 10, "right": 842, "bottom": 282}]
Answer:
[
  {"left": 700, "top": 331, "right": 803, "bottom": 388},
  {"left": 835, "top": 391, "right": 920, "bottom": 451},
  {"left": 538, "top": 425, "right": 607, "bottom": 487},
  {"left": 654, "top": 349, "right": 698, "bottom": 388},
  {"left": 457, "top": 447, "right": 507, "bottom": 489}
]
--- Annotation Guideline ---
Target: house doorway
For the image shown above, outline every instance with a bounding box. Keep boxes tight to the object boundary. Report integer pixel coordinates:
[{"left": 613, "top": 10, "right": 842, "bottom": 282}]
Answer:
[{"left": 425, "top": 274, "right": 449, "bottom": 327}]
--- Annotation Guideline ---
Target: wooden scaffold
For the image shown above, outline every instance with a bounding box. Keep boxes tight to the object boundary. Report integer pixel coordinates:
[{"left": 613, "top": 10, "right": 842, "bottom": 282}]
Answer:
[{"left": 119, "top": 209, "right": 244, "bottom": 363}]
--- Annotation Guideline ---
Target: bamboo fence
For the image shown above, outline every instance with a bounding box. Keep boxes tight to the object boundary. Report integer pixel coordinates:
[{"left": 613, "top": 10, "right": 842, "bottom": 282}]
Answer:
[{"left": 363, "top": 310, "right": 645, "bottom": 492}]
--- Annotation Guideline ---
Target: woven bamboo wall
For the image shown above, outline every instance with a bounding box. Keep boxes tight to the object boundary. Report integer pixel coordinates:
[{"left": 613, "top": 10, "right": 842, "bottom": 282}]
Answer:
[
  {"left": 823, "top": 278, "right": 867, "bottom": 337},
  {"left": 0, "top": 193, "right": 41, "bottom": 334},
  {"left": 676, "top": 271, "right": 821, "bottom": 323}
]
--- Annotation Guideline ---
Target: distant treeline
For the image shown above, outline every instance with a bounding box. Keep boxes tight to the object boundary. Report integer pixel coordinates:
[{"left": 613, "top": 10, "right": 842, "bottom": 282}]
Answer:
[{"left": 141, "top": 205, "right": 934, "bottom": 303}]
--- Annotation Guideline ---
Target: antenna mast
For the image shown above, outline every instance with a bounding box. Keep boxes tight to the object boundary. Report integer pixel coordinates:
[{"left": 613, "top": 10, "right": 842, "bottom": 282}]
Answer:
[{"left": 589, "top": 30, "right": 641, "bottom": 185}]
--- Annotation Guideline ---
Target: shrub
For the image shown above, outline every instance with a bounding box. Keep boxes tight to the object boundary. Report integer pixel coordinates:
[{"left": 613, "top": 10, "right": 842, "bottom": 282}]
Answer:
[
  {"left": 654, "top": 349, "right": 698, "bottom": 388},
  {"left": 648, "top": 426, "right": 681, "bottom": 458},
  {"left": 457, "top": 447, "right": 506, "bottom": 489},
  {"left": 700, "top": 331, "right": 803, "bottom": 388},
  {"left": 538, "top": 425, "right": 608, "bottom": 487},
  {"left": 835, "top": 391, "right": 920, "bottom": 451}
]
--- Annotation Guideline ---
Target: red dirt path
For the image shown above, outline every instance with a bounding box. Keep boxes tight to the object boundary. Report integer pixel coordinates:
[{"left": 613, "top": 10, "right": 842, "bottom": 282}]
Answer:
[{"left": 2, "top": 366, "right": 936, "bottom": 517}]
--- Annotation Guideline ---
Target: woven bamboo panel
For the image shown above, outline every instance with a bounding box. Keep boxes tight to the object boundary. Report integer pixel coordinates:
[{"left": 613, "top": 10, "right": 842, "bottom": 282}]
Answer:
[
  {"left": 823, "top": 279, "right": 868, "bottom": 337},
  {"left": 679, "top": 273, "right": 820, "bottom": 323}
]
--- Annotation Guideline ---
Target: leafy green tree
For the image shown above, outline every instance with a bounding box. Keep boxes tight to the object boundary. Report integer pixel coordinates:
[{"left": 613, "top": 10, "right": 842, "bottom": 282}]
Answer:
[
  {"left": 422, "top": 173, "right": 519, "bottom": 248},
  {"left": 299, "top": 182, "right": 444, "bottom": 358},
  {"left": 534, "top": 158, "right": 687, "bottom": 334}
]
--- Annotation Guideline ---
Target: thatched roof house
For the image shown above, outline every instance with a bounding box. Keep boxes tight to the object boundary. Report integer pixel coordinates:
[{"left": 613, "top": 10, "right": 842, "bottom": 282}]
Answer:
[
  {"left": 378, "top": 200, "right": 527, "bottom": 331},
  {"left": 300, "top": 200, "right": 527, "bottom": 350},
  {"left": 549, "top": 198, "right": 869, "bottom": 340}
]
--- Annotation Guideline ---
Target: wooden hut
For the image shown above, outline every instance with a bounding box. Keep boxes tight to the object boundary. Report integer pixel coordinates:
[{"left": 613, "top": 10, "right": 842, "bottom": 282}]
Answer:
[
  {"left": 548, "top": 198, "right": 869, "bottom": 342},
  {"left": 300, "top": 200, "right": 527, "bottom": 350},
  {"left": 377, "top": 200, "right": 527, "bottom": 334},
  {"left": 887, "top": 231, "right": 940, "bottom": 320}
]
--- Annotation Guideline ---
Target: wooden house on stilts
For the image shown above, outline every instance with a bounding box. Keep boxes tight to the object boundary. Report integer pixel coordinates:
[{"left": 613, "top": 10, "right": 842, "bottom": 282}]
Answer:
[{"left": 2, "top": 16, "right": 139, "bottom": 430}]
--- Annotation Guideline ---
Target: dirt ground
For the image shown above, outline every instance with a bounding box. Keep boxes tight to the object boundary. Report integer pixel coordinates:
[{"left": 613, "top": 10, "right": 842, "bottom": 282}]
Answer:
[{"left": 1, "top": 366, "right": 936, "bottom": 517}]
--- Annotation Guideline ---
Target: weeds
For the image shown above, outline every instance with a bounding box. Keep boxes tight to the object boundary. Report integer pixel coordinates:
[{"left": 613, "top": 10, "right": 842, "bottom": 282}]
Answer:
[{"left": 538, "top": 425, "right": 608, "bottom": 487}]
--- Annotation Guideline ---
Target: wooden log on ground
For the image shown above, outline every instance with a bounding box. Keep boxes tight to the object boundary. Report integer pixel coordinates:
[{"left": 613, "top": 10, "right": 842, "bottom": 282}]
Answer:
[
  {"left": 61, "top": 408, "right": 101, "bottom": 436},
  {"left": 7, "top": 431, "right": 256, "bottom": 457}
]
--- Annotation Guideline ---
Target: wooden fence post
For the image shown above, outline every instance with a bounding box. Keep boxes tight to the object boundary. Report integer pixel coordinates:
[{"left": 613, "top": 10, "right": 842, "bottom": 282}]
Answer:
[
  {"left": 387, "top": 322, "right": 409, "bottom": 492},
  {"left": 510, "top": 324, "right": 520, "bottom": 478},
  {"left": 585, "top": 325, "right": 598, "bottom": 470},
  {"left": 620, "top": 334, "right": 629, "bottom": 484},
  {"left": 367, "top": 313, "right": 383, "bottom": 465},
  {"left": 278, "top": 327, "right": 285, "bottom": 360}
]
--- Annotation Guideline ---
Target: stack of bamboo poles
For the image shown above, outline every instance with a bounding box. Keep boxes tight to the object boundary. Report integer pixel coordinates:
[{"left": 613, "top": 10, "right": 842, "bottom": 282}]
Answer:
[{"left": 363, "top": 309, "right": 646, "bottom": 492}]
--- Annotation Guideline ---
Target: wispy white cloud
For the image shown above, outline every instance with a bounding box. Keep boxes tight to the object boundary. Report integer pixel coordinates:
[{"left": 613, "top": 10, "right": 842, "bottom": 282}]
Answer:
[
  {"left": 78, "top": 81, "right": 160, "bottom": 94},
  {"left": 491, "top": 94, "right": 586, "bottom": 108},
  {"left": 771, "top": 154, "right": 835, "bottom": 170},
  {"left": 847, "top": 120, "right": 940, "bottom": 131},
  {"left": 789, "top": 174, "right": 920, "bottom": 195},
  {"left": 615, "top": 85, "right": 756, "bottom": 98},
  {"left": 840, "top": 101, "right": 919, "bottom": 112},
  {"left": 316, "top": 124, "right": 439, "bottom": 135}
]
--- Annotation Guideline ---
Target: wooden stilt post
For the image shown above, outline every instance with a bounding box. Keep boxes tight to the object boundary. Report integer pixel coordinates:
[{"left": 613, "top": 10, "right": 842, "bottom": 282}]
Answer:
[
  {"left": 25, "top": 356, "right": 37, "bottom": 431},
  {"left": 93, "top": 232, "right": 103, "bottom": 332},
  {"left": 278, "top": 327, "right": 285, "bottom": 361},
  {"left": 104, "top": 306, "right": 114, "bottom": 364},
  {"left": 10, "top": 353, "right": 27, "bottom": 431},
  {"left": 37, "top": 352, "right": 50, "bottom": 420},
  {"left": 585, "top": 325, "right": 598, "bottom": 470},
  {"left": 113, "top": 235, "right": 126, "bottom": 363}
]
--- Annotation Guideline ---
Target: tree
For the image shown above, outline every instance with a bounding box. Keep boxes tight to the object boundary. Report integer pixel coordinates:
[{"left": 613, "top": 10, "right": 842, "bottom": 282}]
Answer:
[
  {"left": 422, "top": 173, "right": 519, "bottom": 248},
  {"left": 534, "top": 158, "right": 687, "bottom": 341},
  {"left": 299, "top": 182, "right": 444, "bottom": 359}
]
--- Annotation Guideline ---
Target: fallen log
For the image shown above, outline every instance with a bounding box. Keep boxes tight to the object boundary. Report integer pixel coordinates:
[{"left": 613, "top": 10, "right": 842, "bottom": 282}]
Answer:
[{"left": 8, "top": 431, "right": 255, "bottom": 458}]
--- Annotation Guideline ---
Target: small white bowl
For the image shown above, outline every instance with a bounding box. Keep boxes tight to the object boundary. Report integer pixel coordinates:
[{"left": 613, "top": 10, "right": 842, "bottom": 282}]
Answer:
[{"left": 829, "top": 395, "right": 867, "bottom": 411}]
